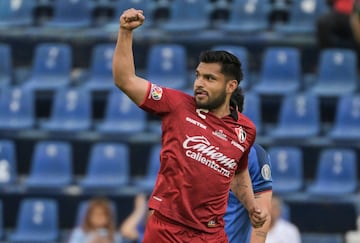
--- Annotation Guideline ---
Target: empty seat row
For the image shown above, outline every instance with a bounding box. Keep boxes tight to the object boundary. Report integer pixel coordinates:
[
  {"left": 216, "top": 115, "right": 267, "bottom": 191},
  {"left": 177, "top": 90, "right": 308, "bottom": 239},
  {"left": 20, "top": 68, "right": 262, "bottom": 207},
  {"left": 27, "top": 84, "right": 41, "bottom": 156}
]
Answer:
[
  {"left": 0, "top": 139, "right": 160, "bottom": 193},
  {"left": 0, "top": 0, "right": 329, "bottom": 35}
]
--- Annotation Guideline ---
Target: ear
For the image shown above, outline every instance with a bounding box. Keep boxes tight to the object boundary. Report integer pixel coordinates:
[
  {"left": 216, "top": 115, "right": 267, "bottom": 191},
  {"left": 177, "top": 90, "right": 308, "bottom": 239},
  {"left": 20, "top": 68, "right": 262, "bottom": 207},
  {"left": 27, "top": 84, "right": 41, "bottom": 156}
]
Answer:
[{"left": 227, "top": 79, "right": 238, "bottom": 93}]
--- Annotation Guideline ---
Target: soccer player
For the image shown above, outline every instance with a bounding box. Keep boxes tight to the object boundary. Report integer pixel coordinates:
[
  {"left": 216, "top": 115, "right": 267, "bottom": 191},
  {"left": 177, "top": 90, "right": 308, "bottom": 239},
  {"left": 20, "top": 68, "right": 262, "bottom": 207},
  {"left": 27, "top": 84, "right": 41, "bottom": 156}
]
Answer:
[
  {"left": 112, "top": 8, "right": 266, "bottom": 242},
  {"left": 225, "top": 143, "right": 272, "bottom": 243}
]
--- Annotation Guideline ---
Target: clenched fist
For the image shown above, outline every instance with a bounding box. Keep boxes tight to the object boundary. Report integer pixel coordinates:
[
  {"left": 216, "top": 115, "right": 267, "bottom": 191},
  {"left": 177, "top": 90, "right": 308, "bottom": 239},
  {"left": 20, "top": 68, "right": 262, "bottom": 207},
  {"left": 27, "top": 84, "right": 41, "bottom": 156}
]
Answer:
[{"left": 120, "top": 8, "right": 145, "bottom": 31}]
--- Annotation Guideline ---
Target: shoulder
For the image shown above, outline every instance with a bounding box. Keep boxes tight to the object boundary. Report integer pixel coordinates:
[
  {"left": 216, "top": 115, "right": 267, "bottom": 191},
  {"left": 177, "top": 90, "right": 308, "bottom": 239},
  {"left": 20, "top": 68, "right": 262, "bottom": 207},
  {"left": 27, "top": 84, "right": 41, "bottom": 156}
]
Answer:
[{"left": 237, "top": 112, "right": 256, "bottom": 137}]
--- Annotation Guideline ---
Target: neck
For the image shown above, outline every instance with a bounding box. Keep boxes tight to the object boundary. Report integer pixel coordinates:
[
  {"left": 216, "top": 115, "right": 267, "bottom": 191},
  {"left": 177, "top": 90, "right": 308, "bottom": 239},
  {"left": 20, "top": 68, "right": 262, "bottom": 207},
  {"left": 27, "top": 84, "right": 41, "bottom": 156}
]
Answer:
[{"left": 211, "top": 102, "right": 231, "bottom": 119}]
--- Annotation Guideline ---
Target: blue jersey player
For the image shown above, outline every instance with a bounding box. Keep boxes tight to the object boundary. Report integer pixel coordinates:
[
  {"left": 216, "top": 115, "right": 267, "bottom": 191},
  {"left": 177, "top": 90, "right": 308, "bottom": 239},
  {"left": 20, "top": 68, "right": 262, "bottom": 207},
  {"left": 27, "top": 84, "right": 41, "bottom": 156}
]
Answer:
[{"left": 225, "top": 143, "right": 273, "bottom": 243}]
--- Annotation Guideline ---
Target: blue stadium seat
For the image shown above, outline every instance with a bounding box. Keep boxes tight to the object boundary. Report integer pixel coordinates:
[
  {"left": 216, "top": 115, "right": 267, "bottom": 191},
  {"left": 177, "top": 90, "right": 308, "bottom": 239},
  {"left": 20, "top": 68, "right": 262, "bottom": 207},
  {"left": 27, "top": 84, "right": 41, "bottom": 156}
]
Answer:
[
  {"left": 268, "top": 146, "right": 303, "bottom": 194},
  {"left": 308, "top": 48, "right": 358, "bottom": 97},
  {"left": 44, "top": 0, "right": 92, "bottom": 28},
  {"left": 274, "top": 0, "right": 328, "bottom": 34},
  {"left": 80, "top": 143, "right": 130, "bottom": 191},
  {"left": 242, "top": 92, "right": 262, "bottom": 134},
  {"left": 307, "top": 148, "right": 357, "bottom": 196},
  {"left": 96, "top": 90, "right": 146, "bottom": 134},
  {"left": 23, "top": 43, "right": 72, "bottom": 91},
  {"left": 0, "top": 44, "right": 12, "bottom": 88},
  {"left": 106, "top": 0, "right": 153, "bottom": 30},
  {"left": 25, "top": 141, "right": 72, "bottom": 190},
  {"left": 0, "top": 86, "right": 35, "bottom": 130},
  {"left": 302, "top": 233, "right": 344, "bottom": 243},
  {"left": 328, "top": 94, "right": 360, "bottom": 142},
  {"left": 211, "top": 45, "right": 251, "bottom": 90},
  {"left": 268, "top": 93, "right": 320, "bottom": 139},
  {"left": 0, "top": 140, "right": 17, "bottom": 187},
  {"left": 82, "top": 43, "right": 115, "bottom": 92},
  {"left": 253, "top": 47, "right": 301, "bottom": 95},
  {"left": 8, "top": 198, "right": 59, "bottom": 242},
  {"left": 0, "top": 200, "right": 2, "bottom": 239},
  {"left": 159, "top": 0, "right": 210, "bottom": 33},
  {"left": 146, "top": 44, "right": 188, "bottom": 90},
  {"left": 133, "top": 143, "right": 161, "bottom": 192},
  {"left": 218, "top": 0, "right": 270, "bottom": 33},
  {"left": 40, "top": 88, "right": 92, "bottom": 132},
  {"left": 0, "top": 0, "right": 35, "bottom": 27}
]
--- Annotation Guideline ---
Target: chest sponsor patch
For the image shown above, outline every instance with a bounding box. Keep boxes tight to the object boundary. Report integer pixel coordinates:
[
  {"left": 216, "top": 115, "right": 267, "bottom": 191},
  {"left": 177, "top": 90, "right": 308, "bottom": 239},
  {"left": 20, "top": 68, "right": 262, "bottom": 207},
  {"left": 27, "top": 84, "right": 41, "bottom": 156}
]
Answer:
[{"left": 150, "top": 84, "right": 163, "bottom": 100}]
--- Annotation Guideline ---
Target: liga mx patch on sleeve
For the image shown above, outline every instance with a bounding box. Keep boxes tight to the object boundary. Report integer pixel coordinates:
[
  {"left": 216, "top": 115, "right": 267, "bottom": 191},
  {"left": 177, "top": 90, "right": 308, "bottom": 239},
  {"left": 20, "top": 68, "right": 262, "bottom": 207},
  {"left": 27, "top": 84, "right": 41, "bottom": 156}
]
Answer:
[{"left": 150, "top": 84, "right": 163, "bottom": 100}]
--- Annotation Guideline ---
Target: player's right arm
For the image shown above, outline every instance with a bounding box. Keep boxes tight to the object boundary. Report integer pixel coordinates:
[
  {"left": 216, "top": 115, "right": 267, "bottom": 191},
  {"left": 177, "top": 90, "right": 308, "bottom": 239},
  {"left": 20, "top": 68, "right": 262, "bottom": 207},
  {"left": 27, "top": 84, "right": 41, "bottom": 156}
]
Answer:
[
  {"left": 113, "top": 8, "right": 149, "bottom": 105},
  {"left": 250, "top": 190, "right": 272, "bottom": 243}
]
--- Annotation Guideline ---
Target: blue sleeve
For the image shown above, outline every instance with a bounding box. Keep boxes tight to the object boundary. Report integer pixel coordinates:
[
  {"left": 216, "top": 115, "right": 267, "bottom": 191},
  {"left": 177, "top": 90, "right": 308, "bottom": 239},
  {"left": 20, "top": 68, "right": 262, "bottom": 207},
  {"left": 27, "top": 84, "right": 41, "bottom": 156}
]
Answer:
[
  {"left": 68, "top": 228, "right": 87, "bottom": 243},
  {"left": 248, "top": 144, "right": 272, "bottom": 194}
]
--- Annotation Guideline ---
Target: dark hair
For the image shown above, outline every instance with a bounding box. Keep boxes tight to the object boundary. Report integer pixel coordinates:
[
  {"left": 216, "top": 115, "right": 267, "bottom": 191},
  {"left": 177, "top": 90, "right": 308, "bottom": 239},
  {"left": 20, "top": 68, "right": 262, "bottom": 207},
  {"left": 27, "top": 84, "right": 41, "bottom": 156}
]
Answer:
[
  {"left": 230, "top": 87, "right": 244, "bottom": 112},
  {"left": 199, "top": 50, "right": 243, "bottom": 84}
]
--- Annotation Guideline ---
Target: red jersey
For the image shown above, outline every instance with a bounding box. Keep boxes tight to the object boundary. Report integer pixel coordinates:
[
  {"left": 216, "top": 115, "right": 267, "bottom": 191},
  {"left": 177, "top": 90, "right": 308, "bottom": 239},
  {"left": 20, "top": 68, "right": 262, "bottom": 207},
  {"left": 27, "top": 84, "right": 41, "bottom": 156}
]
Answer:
[
  {"left": 334, "top": 0, "right": 354, "bottom": 14},
  {"left": 139, "top": 83, "right": 256, "bottom": 233}
]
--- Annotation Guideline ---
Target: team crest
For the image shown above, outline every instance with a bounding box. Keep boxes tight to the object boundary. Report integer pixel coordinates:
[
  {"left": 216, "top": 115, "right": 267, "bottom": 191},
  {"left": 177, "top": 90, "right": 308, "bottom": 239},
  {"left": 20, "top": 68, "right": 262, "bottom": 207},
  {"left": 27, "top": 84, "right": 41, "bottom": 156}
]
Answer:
[
  {"left": 234, "top": 126, "right": 246, "bottom": 143},
  {"left": 261, "top": 164, "right": 271, "bottom": 180},
  {"left": 150, "top": 84, "right": 163, "bottom": 100}
]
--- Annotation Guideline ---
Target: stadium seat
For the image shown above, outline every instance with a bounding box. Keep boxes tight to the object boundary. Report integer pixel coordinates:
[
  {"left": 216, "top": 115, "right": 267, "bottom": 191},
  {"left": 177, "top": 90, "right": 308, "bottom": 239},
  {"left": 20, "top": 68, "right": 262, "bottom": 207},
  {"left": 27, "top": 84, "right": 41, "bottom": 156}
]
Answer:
[
  {"left": 211, "top": 45, "right": 251, "bottom": 90},
  {"left": 159, "top": 0, "right": 210, "bottom": 33},
  {"left": 307, "top": 148, "right": 357, "bottom": 196},
  {"left": 133, "top": 143, "right": 161, "bottom": 192},
  {"left": 252, "top": 47, "right": 301, "bottom": 95},
  {"left": 268, "top": 93, "right": 320, "bottom": 139},
  {"left": 80, "top": 143, "right": 130, "bottom": 191},
  {"left": 308, "top": 48, "right": 358, "bottom": 97},
  {"left": 0, "top": 44, "right": 12, "bottom": 88},
  {"left": 327, "top": 94, "right": 360, "bottom": 142},
  {"left": 0, "top": 0, "right": 35, "bottom": 27},
  {"left": 146, "top": 44, "right": 188, "bottom": 90},
  {"left": 218, "top": 0, "right": 270, "bottom": 33},
  {"left": 24, "top": 141, "right": 72, "bottom": 190},
  {"left": 268, "top": 146, "right": 303, "bottom": 194},
  {"left": 0, "top": 86, "right": 35, "bottom": 130},
  {"left": 8, "top": 198, "right": 59, "bottom": 242},
  {"left": 82, "top": 43, "right": 115, "bottom": 92},
  {"left": 0, "top": 140, "right": 17, "bottom": 187},
  {"left": 242, "top": 92, "right": 262, "bottom": 134},
  {"left": 40, "top": 88, "right": 92, "bottom": 132},
  {"left": 96, "top": 89, "right": 147, "bottom": 134},
  {"left": 44, "top": 0, "right": 92, "bottom": 28},
  {"left": 23, "top": 43, "right": 72, "bottom": 91},
  {"left": 274, "top": 0, "right": 328, "bottom": 34},
  {"left": 0, "top": 200, "right": 2, "bottom": 239},
  {"left": 302, "top": 233, "right": 344, "bottom": 243}
]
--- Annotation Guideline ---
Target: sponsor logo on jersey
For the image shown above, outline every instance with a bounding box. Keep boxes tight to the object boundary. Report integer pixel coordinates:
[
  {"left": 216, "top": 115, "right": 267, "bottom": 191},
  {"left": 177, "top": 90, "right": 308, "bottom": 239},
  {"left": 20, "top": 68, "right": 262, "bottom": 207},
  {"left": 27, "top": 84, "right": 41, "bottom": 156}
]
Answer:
[
  {"left": 234, "top": 126, "right": 246, "bottom": 143},
  {"left": 261, "top": 164, "right": 271, "bottom": 180},
  {"left": 150, "top": 84, "right": 163, "bottom": 100},
  {"left": 186, "top": 117, "right": 207, "bottom": 129},
  {"left": 207, "top": 220, "right": 218, "bottom": 228},
  {"left": 231, "top": 140, "right": 245, "bottom": 152},
  {"left": 212, "top": 130, "right": 227, "bottom": 141},
  {"left": 196, "top": 108, "right": 208, "bottom": 119}
]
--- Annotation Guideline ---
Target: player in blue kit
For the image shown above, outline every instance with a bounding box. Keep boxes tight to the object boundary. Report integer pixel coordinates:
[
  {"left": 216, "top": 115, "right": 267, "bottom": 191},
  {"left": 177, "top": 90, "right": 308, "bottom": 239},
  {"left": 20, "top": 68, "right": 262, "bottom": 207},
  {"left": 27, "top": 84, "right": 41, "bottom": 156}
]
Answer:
[{"left": 225, "top": 143, "right": 272, "bottom": 243}]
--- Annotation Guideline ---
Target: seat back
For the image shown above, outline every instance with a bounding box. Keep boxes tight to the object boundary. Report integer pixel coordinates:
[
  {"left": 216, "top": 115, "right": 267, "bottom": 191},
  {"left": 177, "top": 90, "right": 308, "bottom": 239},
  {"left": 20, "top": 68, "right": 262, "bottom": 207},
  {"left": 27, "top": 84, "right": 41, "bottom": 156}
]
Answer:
[
  {"left": 113, "top": 0, "right": 152, "bottom": 23},
  {"left": 29, "top": 141, "right": 72, "bottom": 179},
  {"left": 86, "top": 143, "right": 129, "bottom": 179},
  {"left": 0, "top": 86, "right": 34, "bottom": 125},
  {"left": 211, "top": 45, "right": 250, "bottom": 89},
  {"left": 278, "top": 93, "right": 320, "bottom": 128},
  {"left": 168, "top": 0, "right": 209, "bottom": 21},
  {"left": 260, "top": 47, "right": 301, "bottom": 84},
  {"left": 89, "top": 43, "right": 114, "bottom": 79},
  {"left": 315, "top": 148, "right": 357, "bottom": 185},
  {"left": 229, "top": 0, "right": 268, "bottom": 24},
  {"left": 50, "top": 88, "right": 91, "bottom": 122},
  {"left": 145, "top": 144, "right": 161, "bottom": 180},
  {"left": 288, "top": 0, "right": 328, "bottom": 25},
  {"left": 0, "top": 44, "right": 12, "bottom": 87},
  {"left": 0, "top": 140, "right": 17, "bottom": 185},
  {"left": 14, "top": 198, "right": 58, "bottom": 236},
  {"left": 146, "top": 44, "right": 187, "bottom": 89},
  {"left": 318, "top": 48, "right": 357, "bottom": 85},
  {"left": 51, "top": 0, "right": 91, "bottom": 23},
  {"left": 242, "top": 92, "right": 262, "bottom": 134},
  {"left": 0, "top": 200, "right": 2, "bottom": 239},
  {"left": 0, "top": 0, "right": 35, "bottom": 24},
  {"left": 269, "top": 146, "right": 303, "bottom": 182},
  {"left": 334, "top": 94, "right": 360, "bottom": 127}
]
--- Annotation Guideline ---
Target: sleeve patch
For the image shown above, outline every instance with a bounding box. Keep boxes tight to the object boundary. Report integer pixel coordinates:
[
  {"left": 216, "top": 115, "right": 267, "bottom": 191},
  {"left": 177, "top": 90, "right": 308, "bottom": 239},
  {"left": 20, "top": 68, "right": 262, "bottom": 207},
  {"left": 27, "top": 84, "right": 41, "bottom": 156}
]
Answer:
[
  {"left": 150, "top": 84, "right": 163, "bottom": 100},
  {"left": 261, "top": 164, "right": 271, "bottom": 181}
]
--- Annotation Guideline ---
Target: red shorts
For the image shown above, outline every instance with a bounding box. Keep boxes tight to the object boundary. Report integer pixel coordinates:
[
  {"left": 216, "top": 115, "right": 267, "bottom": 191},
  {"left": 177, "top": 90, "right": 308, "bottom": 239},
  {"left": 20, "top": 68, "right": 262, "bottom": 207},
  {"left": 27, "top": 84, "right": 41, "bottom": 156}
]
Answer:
[{"left": 142, "top": 211, "right": 228, "bottom": 243}]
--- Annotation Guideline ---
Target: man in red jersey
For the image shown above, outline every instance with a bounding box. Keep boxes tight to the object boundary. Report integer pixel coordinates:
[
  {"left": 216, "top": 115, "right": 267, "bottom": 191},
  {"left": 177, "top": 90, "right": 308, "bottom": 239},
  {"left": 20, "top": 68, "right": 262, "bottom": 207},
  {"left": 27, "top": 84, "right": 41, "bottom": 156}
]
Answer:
[{"left": 112, "top": 8, "right": 267, "bottom": 243}]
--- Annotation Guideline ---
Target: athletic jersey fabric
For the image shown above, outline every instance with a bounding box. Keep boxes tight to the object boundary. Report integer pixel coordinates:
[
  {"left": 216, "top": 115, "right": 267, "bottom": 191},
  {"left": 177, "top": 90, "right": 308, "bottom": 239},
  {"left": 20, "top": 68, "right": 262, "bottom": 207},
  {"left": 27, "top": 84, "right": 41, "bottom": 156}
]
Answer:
[
  {"left": 139, "top": 82, "right": 256, "bottom": 233},
  {"left": 224, "top": 144, "right": 272, "bottom": 243}
]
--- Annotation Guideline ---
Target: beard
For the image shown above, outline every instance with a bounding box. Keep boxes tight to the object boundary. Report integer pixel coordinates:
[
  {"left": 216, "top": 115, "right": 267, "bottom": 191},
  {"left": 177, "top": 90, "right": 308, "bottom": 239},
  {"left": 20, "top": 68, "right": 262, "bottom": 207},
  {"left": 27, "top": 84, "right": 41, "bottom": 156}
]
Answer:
[{"left": 195, "top": 89, "right": 227, "bottom": 110}]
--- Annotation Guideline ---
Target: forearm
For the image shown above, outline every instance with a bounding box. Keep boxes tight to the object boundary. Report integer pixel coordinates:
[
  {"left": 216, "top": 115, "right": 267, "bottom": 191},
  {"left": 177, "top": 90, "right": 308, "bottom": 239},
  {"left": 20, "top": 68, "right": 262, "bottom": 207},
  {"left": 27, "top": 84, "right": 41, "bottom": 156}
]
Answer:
[
  {"left": 250, "top": 191, "right": 272, "bottom": 243},
  {"left": 113, "top": 28, "right": 136, "bottom": 89},
  {"left": 230, "top": 169, "right": 256, "bottom": 211}
]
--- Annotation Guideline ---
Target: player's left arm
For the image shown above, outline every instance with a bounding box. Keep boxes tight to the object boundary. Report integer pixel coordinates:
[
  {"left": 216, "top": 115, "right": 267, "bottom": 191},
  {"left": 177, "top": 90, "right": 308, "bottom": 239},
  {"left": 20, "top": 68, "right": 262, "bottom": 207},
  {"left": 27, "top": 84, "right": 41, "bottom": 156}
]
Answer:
[
  {"left": 230, "top": 169, "right": 267, "bottom": 228},
  {"left": 250, "top": 190, "right": 272, "bottom": 243}
]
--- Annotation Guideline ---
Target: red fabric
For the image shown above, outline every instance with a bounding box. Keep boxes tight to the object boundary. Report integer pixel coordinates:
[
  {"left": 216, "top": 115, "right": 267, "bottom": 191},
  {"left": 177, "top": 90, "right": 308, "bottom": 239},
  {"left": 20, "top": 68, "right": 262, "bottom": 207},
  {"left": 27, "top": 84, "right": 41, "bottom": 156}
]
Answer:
[
  {"left": 334, "top": 0, "right": 354, "bottom": 14},
  {"left": 139, "top": 82, "right": 256, "bottom": 234}
]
